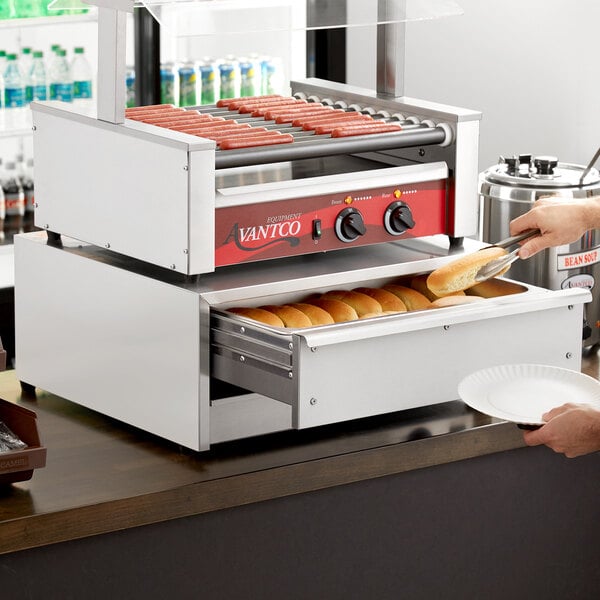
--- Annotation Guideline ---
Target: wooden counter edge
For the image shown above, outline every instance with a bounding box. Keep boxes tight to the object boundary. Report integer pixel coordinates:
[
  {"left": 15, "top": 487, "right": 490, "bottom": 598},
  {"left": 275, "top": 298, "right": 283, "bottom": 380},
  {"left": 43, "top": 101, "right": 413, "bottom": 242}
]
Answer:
[{"left": 0, "top": 421, "right": 524, "bottom": 555}]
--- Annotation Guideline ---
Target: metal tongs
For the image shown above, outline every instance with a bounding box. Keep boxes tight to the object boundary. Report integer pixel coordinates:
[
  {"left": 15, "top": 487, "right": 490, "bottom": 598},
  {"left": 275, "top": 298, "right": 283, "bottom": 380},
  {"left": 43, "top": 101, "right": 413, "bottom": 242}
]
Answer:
[{"left": 475, "top": 229, "right": 541, "bottom": 282}]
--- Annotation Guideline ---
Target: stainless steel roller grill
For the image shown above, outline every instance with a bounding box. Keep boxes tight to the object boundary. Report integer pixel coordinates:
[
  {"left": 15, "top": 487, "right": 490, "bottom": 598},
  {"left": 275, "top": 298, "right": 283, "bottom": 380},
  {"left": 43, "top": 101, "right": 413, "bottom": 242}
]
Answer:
[{"left": 13, "top": 0, "right": 592, "bottom": 451}]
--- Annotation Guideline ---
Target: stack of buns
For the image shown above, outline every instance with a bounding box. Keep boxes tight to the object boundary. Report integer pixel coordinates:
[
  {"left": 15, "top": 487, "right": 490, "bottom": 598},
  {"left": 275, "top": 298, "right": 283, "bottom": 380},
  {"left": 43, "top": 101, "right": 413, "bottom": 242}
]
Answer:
[{"left": 227, "top": 271, "right": 524, "bottom": 328}]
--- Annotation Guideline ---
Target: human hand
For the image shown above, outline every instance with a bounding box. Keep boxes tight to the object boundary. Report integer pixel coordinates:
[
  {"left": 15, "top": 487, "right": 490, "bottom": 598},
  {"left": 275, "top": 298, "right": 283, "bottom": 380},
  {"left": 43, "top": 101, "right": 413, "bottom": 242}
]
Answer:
[
  {"left": 509, "top": 196, "right": 592, "bottom": 259},
  {"left": 522, "top": 403, "right": 600, "bottom": 458}
]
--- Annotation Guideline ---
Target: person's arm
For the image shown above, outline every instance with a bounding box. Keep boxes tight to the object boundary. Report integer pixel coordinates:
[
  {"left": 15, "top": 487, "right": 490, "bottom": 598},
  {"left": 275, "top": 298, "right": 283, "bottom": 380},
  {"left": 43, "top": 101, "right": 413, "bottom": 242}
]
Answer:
[
  {"left": 522, "top": 403, "right": 600, "bottom": 457},
  {"left": 509, "top": 196, "right": 600, "bottom": 258}
]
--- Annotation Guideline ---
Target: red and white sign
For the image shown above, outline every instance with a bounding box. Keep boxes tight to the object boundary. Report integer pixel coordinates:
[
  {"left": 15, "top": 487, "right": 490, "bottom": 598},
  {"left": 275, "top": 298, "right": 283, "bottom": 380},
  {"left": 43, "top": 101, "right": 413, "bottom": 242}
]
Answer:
[{"left": 557, "top": 247, "right": 600, "bottom": 271}]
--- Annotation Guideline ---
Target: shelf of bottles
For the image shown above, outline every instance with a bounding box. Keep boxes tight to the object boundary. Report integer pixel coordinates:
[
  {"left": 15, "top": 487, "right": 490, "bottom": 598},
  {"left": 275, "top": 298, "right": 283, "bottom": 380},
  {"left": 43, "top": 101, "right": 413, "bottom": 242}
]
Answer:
[{"left": 0, "top": 2, "right": 97, "bottom": 244}]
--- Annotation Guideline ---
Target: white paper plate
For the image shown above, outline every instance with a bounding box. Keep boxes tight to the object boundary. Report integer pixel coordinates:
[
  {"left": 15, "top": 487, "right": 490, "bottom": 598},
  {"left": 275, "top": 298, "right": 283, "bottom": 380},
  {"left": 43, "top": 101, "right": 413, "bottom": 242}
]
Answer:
[{"left": 457, "top": 364, "right": 600, "bottom": 425}]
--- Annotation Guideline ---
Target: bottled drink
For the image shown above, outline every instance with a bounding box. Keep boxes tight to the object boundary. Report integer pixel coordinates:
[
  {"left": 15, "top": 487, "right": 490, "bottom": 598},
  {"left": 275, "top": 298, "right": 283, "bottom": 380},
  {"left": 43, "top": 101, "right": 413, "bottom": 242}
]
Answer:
[
  {"left": 71, "top": 46, "right": 93, "bottom": 105},
  {"left": 49, "top": 48, "right": 73, "bottom": 103},
  {"left": 20, "top": 158, "right": 35, "bottom": 232},
  {"left": 178, "top": 62, "right": 196, "bottom": 107},
  {"left": 27, "top": 50, "right": 47, "bottom": 102},
  {"left": 218, "top": 57, "right": 240, "bottom": 100},
  {"left": 198, "top": 58, "right": 218, "bottom": 105},
  {"left": 20, "top": 47, "right": 33, "bottom": 104},
  {"left": 0, "top": 50, "right": 5, "bottom": 111},
  {"left": 1, "top": 161, "right": 25, "bottom": 235},
  {"left": 160, "top": 62, "right": 176, "bottom": 104},
  {"left": 3, "top": 53, "right": 26, "bottom": 127},
  {"left": 0, "top": 163, "right": 5, "bottom": 235},
  {"left": 125, "top": 66, "right": 135, "bottom": 107}
]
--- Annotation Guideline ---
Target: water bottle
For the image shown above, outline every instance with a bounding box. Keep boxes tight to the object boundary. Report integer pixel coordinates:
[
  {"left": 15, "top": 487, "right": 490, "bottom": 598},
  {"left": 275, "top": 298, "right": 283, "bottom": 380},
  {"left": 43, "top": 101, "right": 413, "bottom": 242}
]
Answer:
[
  {"left": 0, "top": 162, "right": 5, "bottom": 235},
  {"left": 0, "top": 50, "right": 5, "bottom": 111},
  {"left": 20, "top": 47, "right": 33, "bottom": 104},
  {"left": 49, "top": 48, "right": 73, "bottom": 103},
  {"left": 125, "top": 66, "right": 135, "bottom": 108},
  {"left": 3, "top": 53, "right": 26, "bottom": 127},
  {"left": 71, "top": 46, "right": 93, "bottom": 106},
  {"left": 20, "top": 157, "right": 35, "bottom": 231},
  {"left": 27, "top": 50, "right": 47, "bottom": 102},
  {"left": 1, "top": 160, "right": 25, "bottom": 235}
]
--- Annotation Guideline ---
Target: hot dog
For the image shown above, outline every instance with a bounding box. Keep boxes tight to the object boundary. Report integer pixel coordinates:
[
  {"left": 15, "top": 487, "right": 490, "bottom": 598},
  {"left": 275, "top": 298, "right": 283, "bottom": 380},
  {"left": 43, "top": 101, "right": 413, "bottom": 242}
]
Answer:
[
  {"left": 192, "top": 126, "right": 266, "bottom": 139},
  {"left": 125, "top": 103, "right": 176, "bottom": 113},
  {"left": 126, "top": 109, "right": 185, "bottom": 121},
  {"left": 250, "top": 100, "right": 308, "bottom": 117},
  {"left": 236, "top": 98, "right": 300, "bottom": 114},
  {"left": 292, "top": 111, "right": 367, "bottom": 128},
  {"left": 330, "top": 123, "right": 403, "bottom": 137},
  {"left": 265, "top": 106, "right": 333, "bottom": 122},
  {"left": 219, "top": 133, "right": 294, "bottom": 150},
  {"left": 216, "top": 94, "right": 283, "bottom": 108}
]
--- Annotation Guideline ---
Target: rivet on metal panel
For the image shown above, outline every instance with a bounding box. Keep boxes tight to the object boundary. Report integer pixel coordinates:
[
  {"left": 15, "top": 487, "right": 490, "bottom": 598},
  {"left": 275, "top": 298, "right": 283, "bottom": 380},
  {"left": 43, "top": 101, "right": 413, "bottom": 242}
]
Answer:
[
  {"left": 183, "top": 249, "right": 188, "bottom": 254},
  {"left": 310, "top": 347, "right": 317, "bottom": 352},
  {"left": 568, "top": 305, "right": 574, "bottom": 310},
  {"left": 288, "top": 372, "right": 293, "bottom": 379},
  {"left": 240, "top": 326, "right": 245, "bottom": 334},
  {"left": 288, "top": 343, "right": 293, "bottom": 350},
  {"left": 32, "top": 126, "right": 37, "bottom": 131},
  {"left": 44, "top": 224, "right": 49, "bottom": 229},
  {"left": 418, "top": 148, "right": 426, "bottom": 157},
  {"left": 105, "top": 243, "right": 110, "bottom": 248},
  {"left": 170, "top": 264, "right": 176, "bottom": 269},
  {"left": 566, "top": 352, "right": 573, "bottom": 359},
  {"left": 240, "top": 355, "right": 246, "bottom": 362},
  {"left": 34, "top": 203, "right": 38, "bottom": 208},
  {"left": 310, "top": 398, "right": 317, "bottom": 406},
  {"left": 183, "top": 165, "right": 189, "bottom": 171},
  {"left": 443, "top": 325, "right": 450, "bottom": 331}
]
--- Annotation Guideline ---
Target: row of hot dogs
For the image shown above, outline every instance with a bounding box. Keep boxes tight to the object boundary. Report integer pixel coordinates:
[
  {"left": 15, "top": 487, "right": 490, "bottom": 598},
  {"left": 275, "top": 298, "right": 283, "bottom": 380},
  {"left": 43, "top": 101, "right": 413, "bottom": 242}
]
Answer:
[{"left": 124, "top": 94, "right": 402, "bottom": 150}]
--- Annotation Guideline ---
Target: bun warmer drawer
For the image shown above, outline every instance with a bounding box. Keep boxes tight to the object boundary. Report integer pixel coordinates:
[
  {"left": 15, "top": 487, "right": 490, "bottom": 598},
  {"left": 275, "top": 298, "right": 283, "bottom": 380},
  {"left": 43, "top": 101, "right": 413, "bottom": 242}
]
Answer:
[
  {"left": 15, "top": 232, "right": 591, "bottom": 450},
  {"left": 210, "top": 278, "right": 590, "bottom": 430}
]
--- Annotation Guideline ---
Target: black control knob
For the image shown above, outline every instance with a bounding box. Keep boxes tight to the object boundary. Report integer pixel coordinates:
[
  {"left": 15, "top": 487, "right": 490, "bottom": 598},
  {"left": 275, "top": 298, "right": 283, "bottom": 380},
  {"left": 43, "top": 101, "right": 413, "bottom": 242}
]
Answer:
[
  {"left": 534, "top": 156, "right": 558, "bottom": 176},
  {"left": 335, "top": 207, "right": 366, "bottom": 242},
  {"left": 384, "top": 201, "right": 415, "bottom": 236},
  {"left": 503, "top": 156, "right": 519, "bottom": 175}
]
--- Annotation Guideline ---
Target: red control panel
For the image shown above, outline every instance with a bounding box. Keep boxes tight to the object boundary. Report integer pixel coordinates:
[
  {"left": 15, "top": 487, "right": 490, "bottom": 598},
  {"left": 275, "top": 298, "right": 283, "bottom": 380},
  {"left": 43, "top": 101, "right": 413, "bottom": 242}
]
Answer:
[{"left": 215, "top": 179, "right": 447, "bottom": 267}]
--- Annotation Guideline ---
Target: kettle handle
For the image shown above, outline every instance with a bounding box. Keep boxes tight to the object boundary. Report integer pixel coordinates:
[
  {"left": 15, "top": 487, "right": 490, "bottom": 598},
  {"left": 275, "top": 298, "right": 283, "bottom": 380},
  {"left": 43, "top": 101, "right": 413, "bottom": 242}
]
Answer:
[{"left": 579, "top": 146, "right": 600, "bottom": 186}]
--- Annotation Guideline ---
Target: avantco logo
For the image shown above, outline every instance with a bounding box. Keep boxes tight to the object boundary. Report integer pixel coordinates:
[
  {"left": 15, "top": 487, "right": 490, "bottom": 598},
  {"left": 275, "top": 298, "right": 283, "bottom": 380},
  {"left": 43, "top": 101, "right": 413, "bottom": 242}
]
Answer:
[
  {"left": 223, "top": 219, "right": 302, "bottom": 252},
  {"left": 561, "top": 274, "right": 595, "bottom": 290}
]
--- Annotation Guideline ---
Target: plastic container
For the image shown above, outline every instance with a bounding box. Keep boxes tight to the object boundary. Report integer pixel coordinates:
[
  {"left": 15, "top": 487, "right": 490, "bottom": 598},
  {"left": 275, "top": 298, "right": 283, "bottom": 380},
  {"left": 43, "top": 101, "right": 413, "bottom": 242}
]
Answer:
[
  {"left": 26, "top": 50, "right": 47, "bottom": 103},
  {"left": 125, "top": 65, "right": 135, "bottom": 107},
  {"left": 3, "top": 53, "right": 26, "bottom": 127},
  {"left": 49, "top": 48, "right": 73, "bottom": 103},
  {"left": 1, "top": 160, "right": 25, "bottom": 235},
  {"left": 71, "top": 46, "right": 93, "bottom": 104},
  {"left": 0, "top": 398, "right": 47, "bottom": 486}
]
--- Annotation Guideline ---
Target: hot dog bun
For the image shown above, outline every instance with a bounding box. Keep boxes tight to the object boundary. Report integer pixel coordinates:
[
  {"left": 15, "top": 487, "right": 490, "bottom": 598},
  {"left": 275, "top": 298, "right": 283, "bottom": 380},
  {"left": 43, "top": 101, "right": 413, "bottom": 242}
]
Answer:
[
  {"left": 465, "top": 278, "right": 527, "bottom": 298},
  {"left": 428, "top": 295, "right": 485, "bottom": 309},
  {"left": 228, "top": 307, "right": 284, "bottom": 327},
  {"left": 306, "top": 298, "right": 359, "bottom": 322},
  {"left": 410, "top": 274, "right": 465, "bottom": 301},
  {"left": 321, "top": 290, "right": 382, "bottom": 317},
  {"left": 426, "top": 247, "right": 509, "bottom": 296},
  {"left": 382, "top": 284, "right": 431, "bottom": 311},
  {"left": 259, "top": 304, "right": 312, "bottom": 328},
  {"left": 289, "top": 303, "right": 335, "bottom": 326},
  {"left": 353, "top": 287, "right": 407, "bottom": 312}
]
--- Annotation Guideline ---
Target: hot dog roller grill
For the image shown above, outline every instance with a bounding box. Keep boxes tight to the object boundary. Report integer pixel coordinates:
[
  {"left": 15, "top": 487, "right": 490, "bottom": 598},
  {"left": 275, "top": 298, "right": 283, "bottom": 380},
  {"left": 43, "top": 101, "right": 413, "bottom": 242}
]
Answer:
[{"left": 14, "top": 0, "right": 591, "bottom": 450}]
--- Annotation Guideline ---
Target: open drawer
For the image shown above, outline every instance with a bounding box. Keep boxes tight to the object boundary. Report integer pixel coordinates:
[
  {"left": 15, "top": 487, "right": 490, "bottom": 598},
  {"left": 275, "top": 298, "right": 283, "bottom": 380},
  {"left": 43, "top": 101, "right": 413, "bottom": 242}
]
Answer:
[{"left": 211, "top": 276, "right": 591, "bottom": 429}]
